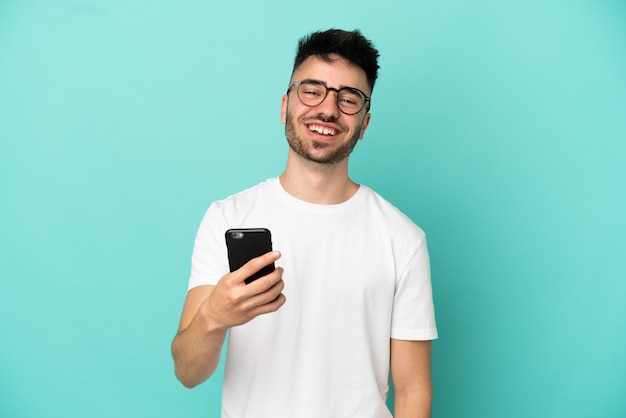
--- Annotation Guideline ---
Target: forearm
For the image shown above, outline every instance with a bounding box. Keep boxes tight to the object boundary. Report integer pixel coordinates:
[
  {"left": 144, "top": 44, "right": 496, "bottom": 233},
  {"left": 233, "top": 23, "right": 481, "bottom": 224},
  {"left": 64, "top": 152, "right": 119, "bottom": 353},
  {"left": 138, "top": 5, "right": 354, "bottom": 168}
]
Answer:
[
  {"left": 171, "top": 308, "right": 227, "bottom": 388},
  {"left": 393, "top": 385, "right": 432, "bottom": 418},
  {"left": 390, "top": 339, "right": 433, "bottom": 418}
]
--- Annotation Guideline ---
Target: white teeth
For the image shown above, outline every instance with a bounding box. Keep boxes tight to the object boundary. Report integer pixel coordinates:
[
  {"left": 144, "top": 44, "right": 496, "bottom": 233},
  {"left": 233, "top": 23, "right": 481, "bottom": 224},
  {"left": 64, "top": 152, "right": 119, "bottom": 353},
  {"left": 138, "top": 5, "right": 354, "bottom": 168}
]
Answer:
[{"left": 309, "top": 125, "right": 336, "bottom": 136}]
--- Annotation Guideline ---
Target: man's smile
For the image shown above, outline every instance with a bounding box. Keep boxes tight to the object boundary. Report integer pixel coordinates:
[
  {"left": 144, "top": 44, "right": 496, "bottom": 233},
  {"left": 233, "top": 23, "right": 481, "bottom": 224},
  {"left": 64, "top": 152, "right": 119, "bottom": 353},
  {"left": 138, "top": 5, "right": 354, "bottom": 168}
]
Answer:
[{"left": 307, "top": 123, "right": 338, "bottom": 136}]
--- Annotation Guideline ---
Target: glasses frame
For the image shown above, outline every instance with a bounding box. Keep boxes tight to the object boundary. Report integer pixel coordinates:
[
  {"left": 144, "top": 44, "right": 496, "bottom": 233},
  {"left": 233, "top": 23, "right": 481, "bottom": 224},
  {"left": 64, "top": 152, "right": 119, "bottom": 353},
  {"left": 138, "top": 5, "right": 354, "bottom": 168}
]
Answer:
[{"left": 287, "top": 79, "right": 371, "bottom": 115}]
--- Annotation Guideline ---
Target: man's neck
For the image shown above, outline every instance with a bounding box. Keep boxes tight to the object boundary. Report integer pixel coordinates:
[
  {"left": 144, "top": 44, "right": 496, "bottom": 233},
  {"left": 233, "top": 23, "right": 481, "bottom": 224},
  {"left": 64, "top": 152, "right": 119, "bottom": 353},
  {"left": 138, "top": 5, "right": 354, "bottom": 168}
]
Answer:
[{"left": 279, "top": 153, "right": 359, "bottom": 205}]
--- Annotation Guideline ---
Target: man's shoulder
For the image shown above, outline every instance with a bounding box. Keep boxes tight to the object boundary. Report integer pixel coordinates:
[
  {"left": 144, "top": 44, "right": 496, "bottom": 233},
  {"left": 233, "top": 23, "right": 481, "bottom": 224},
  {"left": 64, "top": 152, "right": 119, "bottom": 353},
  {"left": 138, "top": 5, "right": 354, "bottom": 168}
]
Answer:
[{"left": 360, "top": 185, "right": 426, "bottom": 239}]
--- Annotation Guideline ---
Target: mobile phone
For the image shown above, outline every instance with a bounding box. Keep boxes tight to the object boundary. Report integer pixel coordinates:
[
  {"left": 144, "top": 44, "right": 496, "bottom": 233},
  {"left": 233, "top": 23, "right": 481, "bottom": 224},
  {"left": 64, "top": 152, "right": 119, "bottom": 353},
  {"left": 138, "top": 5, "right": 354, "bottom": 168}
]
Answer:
[{"left": 225, "top": 228, "right": 275, "bottom": 284}]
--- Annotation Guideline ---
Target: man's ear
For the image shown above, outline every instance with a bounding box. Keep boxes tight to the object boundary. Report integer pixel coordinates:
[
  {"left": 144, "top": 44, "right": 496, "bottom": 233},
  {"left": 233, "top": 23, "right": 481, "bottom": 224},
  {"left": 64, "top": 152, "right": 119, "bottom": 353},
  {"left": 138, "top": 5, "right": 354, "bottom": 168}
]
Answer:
[
  {"left": 280, "top": 95, "right": 288, "bottom": 124},
  {"left": 358, "top": 112, "right": 371, "bottom": 139}
]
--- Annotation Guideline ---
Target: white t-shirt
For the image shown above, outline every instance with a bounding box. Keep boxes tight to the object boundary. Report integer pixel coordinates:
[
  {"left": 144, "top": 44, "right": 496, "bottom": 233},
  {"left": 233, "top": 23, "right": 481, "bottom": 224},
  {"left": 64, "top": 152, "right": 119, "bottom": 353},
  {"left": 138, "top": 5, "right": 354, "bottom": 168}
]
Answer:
[{"left": 189, "top": 178, "right": 438, "bottom": 418}]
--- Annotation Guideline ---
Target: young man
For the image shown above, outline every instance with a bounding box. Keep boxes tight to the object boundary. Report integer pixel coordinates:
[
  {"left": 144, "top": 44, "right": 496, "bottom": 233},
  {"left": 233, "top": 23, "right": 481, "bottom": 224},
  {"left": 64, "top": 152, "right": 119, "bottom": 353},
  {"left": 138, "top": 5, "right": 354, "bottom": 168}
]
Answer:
[{"left": 172, "top": 29, "right": 438, "bottom": 418}]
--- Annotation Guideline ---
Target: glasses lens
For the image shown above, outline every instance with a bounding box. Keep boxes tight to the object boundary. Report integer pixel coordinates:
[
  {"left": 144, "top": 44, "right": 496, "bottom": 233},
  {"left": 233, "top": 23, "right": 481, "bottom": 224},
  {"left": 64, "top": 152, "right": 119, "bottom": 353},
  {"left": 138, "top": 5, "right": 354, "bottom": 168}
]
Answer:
[
  {"left": 337, "top": 89, "right": 366, "bottom": 114},
  {"left": 297, "top": 80, "right": 327, "bottom": 106}
]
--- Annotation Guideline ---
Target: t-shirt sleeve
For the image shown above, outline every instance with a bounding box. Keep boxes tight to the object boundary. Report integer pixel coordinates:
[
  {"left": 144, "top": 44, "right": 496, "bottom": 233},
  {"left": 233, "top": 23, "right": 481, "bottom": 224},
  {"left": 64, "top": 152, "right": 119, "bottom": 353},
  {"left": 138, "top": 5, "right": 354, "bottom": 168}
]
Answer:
[
  {"left": 188, "top": 203, "right": 230, "bottom": 290},
  {"left": 390, "top": 234, "right": 438, "bottom": 341}
]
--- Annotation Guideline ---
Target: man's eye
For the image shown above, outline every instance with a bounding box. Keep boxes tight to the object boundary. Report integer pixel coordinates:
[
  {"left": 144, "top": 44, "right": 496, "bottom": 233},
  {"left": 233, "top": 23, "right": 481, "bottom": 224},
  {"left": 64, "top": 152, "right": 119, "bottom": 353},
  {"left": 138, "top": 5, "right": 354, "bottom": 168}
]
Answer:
[
  {"left": 338, "top": 93, "right": 361, "bottom": 106},
  {"left": 340, "top": 97, "right": 358, "bottom": 105},
  {"left": 303, "top": 89, "right": 322, "bottom": 97}
]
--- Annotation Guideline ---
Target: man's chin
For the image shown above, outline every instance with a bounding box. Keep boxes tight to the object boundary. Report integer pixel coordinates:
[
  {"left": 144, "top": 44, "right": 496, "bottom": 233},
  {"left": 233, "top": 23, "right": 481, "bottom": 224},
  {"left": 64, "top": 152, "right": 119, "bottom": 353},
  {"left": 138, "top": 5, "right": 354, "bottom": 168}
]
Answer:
[{"left": 292, "top": 144, "right": 355, "bottom": 165}]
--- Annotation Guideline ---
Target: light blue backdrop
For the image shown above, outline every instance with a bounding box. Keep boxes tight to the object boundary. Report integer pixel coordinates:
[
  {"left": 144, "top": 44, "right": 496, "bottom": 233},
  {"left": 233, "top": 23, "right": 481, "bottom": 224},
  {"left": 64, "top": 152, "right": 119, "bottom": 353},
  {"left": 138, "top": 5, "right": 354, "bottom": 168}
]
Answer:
[{"left": 1, "top": 1, "right": 625, "bottom": 417}]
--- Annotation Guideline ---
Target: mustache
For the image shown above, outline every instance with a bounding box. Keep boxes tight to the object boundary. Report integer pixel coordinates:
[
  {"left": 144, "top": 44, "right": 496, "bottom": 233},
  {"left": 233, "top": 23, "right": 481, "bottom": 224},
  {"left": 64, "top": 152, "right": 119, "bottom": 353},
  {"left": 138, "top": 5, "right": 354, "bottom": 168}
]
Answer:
[
  {"left": 300, "top": 114, "right": 347, "bottom": 131},
  {"left": 311, "top": 114, "right": 338, "bottom": 123}
]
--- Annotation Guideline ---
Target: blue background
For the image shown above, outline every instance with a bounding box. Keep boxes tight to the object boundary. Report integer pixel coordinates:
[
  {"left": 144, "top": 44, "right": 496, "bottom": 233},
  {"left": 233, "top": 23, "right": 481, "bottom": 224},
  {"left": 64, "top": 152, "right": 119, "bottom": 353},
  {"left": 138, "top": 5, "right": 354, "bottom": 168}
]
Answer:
[{"left": 1, "top": 1, "right": 625, "bottom": 417}]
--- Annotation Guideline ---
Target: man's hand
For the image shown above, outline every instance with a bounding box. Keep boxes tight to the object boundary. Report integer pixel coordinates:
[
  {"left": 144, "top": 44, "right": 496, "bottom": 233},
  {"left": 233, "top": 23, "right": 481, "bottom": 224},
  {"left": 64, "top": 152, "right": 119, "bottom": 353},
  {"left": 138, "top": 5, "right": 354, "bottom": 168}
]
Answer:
[{"left": 201, "top": 250, "right": 286, "bottom": 330}]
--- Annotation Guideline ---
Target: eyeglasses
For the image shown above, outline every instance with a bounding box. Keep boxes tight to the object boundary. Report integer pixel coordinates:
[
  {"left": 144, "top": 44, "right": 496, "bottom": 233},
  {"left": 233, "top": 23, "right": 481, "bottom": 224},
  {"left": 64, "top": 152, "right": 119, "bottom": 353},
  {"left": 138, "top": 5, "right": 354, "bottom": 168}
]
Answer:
[{"left": 287, "top": 79, "right": 370, "bottom": 115}]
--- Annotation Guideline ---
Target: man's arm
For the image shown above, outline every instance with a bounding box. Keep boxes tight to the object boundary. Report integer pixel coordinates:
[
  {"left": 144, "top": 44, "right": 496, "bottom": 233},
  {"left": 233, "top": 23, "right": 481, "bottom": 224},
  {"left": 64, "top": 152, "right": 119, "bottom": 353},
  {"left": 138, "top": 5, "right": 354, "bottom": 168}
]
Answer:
[
  {"left": 171, "top": 251, "right": 285, "bottom": 388},
  {"left": 390, "top": 339, "right": 433, "bottom": 418}
]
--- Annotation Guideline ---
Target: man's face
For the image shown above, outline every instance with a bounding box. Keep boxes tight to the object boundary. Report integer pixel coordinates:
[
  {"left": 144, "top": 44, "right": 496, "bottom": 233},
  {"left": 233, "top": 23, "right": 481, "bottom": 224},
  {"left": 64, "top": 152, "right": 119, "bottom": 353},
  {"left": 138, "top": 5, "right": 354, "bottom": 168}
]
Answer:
[{"left": 280, "top": 54, "right": 372, "bottom": 165}]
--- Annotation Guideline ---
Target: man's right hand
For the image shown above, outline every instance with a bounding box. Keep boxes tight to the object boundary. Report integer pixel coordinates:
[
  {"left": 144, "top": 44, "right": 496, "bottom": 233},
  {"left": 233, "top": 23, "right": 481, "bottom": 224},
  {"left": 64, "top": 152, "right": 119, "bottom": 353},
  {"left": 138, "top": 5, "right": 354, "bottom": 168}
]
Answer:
[{"left": 200, "top": 250, "right": 286, "bottom": 330}]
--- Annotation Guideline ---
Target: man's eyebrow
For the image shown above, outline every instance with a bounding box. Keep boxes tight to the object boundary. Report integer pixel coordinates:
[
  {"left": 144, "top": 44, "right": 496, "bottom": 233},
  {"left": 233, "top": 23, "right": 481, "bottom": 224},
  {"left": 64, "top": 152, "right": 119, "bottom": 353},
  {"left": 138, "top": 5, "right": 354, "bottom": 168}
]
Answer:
[
  {"left": 322, "top": 82, "right": 365, "bottom": 93},
  {"left": 304, "top": 78, "right": 368, "bottom": 94},
  {"left": 338, "top": 84, "right": 369, "bottom": 95}
]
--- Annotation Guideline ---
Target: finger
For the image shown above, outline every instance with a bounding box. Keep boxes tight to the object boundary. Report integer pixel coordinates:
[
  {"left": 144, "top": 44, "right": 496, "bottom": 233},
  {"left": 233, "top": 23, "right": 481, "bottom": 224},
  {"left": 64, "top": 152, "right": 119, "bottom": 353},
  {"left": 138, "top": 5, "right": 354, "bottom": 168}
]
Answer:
[
  {"left": 247, "top": 266, "right": 283, "bottom": 292},
  {"left": 240, "top": 269, "right": 284, "bottom": 308},
  {"left": 234, "top": 251, "right": 281, "bottom": 285},
  {"left": 248, "top": 292, "right": 286, "bottom": 318}
]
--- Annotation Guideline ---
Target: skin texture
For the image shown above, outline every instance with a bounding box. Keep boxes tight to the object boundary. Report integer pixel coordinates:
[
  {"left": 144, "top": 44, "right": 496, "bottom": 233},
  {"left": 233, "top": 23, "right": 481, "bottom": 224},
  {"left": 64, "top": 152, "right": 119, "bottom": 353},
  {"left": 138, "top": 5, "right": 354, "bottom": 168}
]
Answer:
[{"left": 172, "top": 54, "right": 433, "bottom": 417}]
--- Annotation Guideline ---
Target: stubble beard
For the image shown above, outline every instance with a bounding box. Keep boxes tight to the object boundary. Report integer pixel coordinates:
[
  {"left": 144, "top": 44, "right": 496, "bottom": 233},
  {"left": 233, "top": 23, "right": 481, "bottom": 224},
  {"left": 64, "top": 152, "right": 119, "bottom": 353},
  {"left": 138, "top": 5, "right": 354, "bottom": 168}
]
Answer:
[{"left": 284, "top": 110, "right": 363, "bottom": 166}]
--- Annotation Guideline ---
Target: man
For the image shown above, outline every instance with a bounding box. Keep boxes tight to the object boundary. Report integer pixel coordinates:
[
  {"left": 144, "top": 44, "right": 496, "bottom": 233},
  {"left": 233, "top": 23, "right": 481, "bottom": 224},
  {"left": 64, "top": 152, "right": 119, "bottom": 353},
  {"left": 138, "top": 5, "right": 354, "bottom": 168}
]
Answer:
[{"left": 172, "top": 29, "right": 438, "bottom": 418}]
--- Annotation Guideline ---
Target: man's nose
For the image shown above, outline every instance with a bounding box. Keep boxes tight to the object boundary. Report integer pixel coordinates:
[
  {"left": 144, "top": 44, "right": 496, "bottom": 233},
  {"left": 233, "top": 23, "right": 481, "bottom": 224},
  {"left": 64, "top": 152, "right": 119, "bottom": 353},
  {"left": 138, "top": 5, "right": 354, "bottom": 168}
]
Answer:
[{"left": 315, "top": 90, "right": 341, "bottom": 117}]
